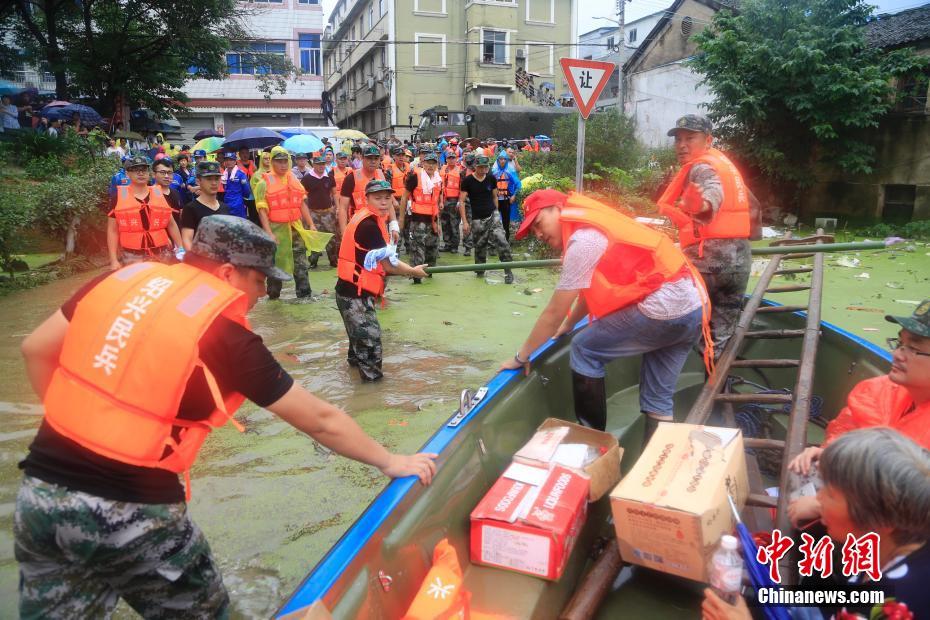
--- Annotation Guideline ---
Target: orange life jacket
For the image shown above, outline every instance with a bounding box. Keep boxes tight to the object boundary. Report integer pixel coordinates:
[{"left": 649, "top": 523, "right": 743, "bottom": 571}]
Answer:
[
  {"left": 112, "top": 185, "right": 174, "bottom": 251},
  {"left": 522, "top": 141, "right": 539, "bottom": 152},
  {"left": 333, "top": 166, "right": 349, "bottom": 193},
  {"left": 337, "top": 208, "right": 389, "bottom": 297},
  {"left": 560, "top": 193, "right": 716, "bottom": 371},
  {"left": 402, "top": 539, "right": 470, "bottom": 620},
  {"left": 825, "top": 375, "right": 930, "bottom": 449},
  {"left": 263, "top": 171, "right": 305, "bottom": 223},
  {"left": 442, "top": 164, "right": 462, "bottom": 199},
  {"left": 496, "top": 172, "right": 510, "bottom": 200},
  {"left": 656, "top": 148, "right": 750, "bottom": 253},
  {"left": 43, "top": 262, "right": 250, "bottom": 498},
  {"left": 381, "top": 154, "right": 393, "bottom": 172},
  {"left": 411, "top": 171, "right": 442, "bottom": 217},
  {"left": 350, "top": 169, "right": 386, "bottom": 218},
  {"left": 390, "top": 162, "right": 410, "bottom": 196}
]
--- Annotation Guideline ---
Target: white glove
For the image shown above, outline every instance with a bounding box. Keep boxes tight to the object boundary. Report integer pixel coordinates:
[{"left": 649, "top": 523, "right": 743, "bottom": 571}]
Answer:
[
  {"left": 175, "top": 247, "right": 186, "bottom": 261},
  {"left": 388, "top": 220, "right": 400, "bottom": 234}
]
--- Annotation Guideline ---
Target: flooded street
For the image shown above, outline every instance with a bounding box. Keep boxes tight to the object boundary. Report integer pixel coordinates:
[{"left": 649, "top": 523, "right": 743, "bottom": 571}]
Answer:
[{"left": 0, "top": 255, "right": 559, "bottom": 619}]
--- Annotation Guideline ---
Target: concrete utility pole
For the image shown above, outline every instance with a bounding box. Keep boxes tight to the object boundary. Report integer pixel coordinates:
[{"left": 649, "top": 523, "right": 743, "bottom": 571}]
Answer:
[{"left": 617, "top": 0, "right": 626, "bottom": 113}]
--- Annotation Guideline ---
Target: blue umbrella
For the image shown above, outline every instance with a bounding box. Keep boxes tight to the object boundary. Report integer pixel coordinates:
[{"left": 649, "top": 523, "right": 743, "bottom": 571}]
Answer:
[
  {"left": 281, "top": 134, "right": 324, "bottom": 155},
  {"left": 535, "top": 134, "right": 551, "bottom": 141},
  {"left": 278, "top": 127, "right": 317, "bottom": 139},
  {"left": 0, "top": 79, "right": 26, "bottom": 96},
  {"left": 222, "top": 127, "right": 284, "bottom": 151},
  {"left": 44, "top": 103, "right": 103, "bottom": 126},
  {"left": 727, "top": 496, "right": 791, "bottom": 620}
]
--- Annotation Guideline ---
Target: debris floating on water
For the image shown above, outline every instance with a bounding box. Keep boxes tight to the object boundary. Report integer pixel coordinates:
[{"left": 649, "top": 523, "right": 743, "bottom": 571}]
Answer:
[
  {"left": 885, "top": 281, "right": 904, "bottom": 290},
  {"left": 895, "top": 299, "right": 921, "bottom": 305},
  {"left": 836, "top": 256, "right": 860, "bottom": 268},
  {"left": 854, "top": 272, "right": 870, "bottom": 279},
  {"left": 750, "top": 259, "right": 770, "bottom": 276},
  {"left": 846, "top": 306, "right": 883, "bottom": 313},
  {"left": 862, "top": 328, "right": 880, "bottom": 332}
]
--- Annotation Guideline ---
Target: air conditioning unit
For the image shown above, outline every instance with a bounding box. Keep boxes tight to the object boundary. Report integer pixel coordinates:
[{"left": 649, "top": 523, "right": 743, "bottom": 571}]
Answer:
[{"left": 515, "top": 48, "right": 526, "bottom": 59}]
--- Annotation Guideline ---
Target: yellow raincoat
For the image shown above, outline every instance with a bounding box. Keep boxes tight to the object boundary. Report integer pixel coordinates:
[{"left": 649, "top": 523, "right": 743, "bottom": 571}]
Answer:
[{"left": 254, "top": 146, "right": 332, "bottom": 273}]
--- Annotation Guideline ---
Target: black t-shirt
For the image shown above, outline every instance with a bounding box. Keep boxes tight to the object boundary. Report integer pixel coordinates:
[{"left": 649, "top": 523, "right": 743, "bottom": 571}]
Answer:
[
  {"left": 340, "top": 171, "right": 359, "bottom": 207},
  {"left": 335, "top": 217, "right": 388, "bottom": 298},
  {"left": 301, "top": 171, "right": 336, "bottom": 210},
  {"left": 180, "top": 198, "right": 230, "bottom": 232},
  {"left": 461, "top": 173, "right": 497, "bottom": 219},
  {"left": 19, "top": 272, "right": 294, "bottom": 504}
]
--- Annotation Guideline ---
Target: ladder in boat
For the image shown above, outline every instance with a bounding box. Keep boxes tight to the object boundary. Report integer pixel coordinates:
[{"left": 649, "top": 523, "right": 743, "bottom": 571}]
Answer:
[{"left": 684, "top": 231, "right": 832, "bottom": 583}]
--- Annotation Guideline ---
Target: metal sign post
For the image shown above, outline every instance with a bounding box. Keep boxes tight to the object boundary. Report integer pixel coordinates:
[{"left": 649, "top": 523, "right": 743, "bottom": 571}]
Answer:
[{"left": 559, "top": 58, "right": 615, "bottom": 195}]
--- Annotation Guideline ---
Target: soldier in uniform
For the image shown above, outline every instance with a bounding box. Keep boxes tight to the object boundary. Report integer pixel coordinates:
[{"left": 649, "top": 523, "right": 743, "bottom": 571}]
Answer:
[
  {"left": 399, "top": 152, "right": 442, "bottom": 282},
  {"left": 460, "top": 153, "right": 476, "bottom": 256},
  {"left": 459, "top": 156, "right": 514, "bottom": 284},
  {"left": 15, "top": 215, "right": 437, "bottom": 618},
  {"left": 658, "top": 114, "right": 752, "bottom": 356},
  {"left": 301, "top": 153, "right": 340, "bottom": 268},
  {"left": 439, "top": 149, "right": 465, "bottom": 253},
  {"left": 336, "top": 180, "right": 428, "bottom": 380}
]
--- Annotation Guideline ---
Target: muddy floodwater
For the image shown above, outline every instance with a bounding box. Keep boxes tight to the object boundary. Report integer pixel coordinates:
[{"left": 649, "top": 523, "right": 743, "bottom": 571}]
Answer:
[
  {"left": 0, "top": 240, "right": 927, "bottom": 618},
  {"left": 0, "top": 254, "right": 559, "bottom": 619}
]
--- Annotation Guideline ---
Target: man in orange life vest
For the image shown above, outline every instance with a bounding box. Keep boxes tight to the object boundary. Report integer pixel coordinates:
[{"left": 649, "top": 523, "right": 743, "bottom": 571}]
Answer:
[
  {"left": 399, "top": 152, "right": 442, "bottom": 282},
  {"left": 657, "top": 114, "right": 752, "bottom": 356},
  {"left": 336, "top": 180, "right": 428, "bottom": 381},
  {"left": 439, "top": 149, "right": 465, "bottom": 253},
  {"left": 337, "top": 144, "right": 400, "bottom": 244},
  {"left": 500, "top": 190, "right": 708, "bottom": 443},
  {"left": 107, "top": 155, "right": 183, "bottom": 271},
  {"left": 786, "top": 299, "right": 930, "bottom": 527},
  {"left": 332, "top": 150, "right": 351, "bottom": 195},
  {"left": 15, "top": 215, "right": 437, "bottom": 618}
]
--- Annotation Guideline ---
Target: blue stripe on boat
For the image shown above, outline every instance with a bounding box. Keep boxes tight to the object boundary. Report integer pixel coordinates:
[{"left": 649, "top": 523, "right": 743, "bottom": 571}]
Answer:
[{"left": 277, "top": 304, "right": 889, "bottom": 615}]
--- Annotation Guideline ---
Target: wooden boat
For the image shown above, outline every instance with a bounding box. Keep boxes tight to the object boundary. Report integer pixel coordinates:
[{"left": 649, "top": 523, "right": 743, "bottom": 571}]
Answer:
[{"left": 276, "top": 298, "right": 891, "bottom": 619}]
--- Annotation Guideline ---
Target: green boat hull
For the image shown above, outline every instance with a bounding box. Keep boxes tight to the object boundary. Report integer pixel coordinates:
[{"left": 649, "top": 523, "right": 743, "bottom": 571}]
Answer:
[{"left": 278, "top": 307, "right": 891, "bottom": 619}]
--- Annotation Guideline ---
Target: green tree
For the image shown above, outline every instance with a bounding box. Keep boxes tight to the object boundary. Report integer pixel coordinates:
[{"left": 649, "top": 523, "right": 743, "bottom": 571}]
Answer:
[
  {"left": 550, "top": 108, "right": 641, "bottom": 177},
  {"left": 691, "top": 0, "right": 928, "bottom": 187},
  {"left": 10, "top": 0, "right": 299, "bottom": 115}
]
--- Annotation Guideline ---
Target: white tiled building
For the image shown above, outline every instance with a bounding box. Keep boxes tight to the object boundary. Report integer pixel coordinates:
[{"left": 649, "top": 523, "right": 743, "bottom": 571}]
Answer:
[{"left": 176, "top": 0, "right": 326, "bottom": 144}]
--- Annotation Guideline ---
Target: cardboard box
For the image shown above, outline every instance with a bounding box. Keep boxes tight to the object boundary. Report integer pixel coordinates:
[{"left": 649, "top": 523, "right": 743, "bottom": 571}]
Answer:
[
  {"left": 470, "top": 464, "right": 589, "bottom": 581},
  {"left": 609, "top": 423, "right": 749, "bottom": 582},
  {"left": 513, "top": 418, "right": 622, "bottom": 502}
]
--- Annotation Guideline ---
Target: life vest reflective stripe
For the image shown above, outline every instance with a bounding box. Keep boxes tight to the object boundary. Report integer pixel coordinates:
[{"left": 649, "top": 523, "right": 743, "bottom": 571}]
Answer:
[
  {"left": 263, "top": 172, "right": 305, "bottom": 223},
  {"left": 656, "top": 148, "right": 750, "bottom": 250},
  {"left": 411, "top": 173, "right": 442, "bottom": 217},
  {"left": 442, "top": 165, "right": 462, "bottom": 198},
  {"left": 333, "top": 166, "right": 349, "bottom": 193},
  {"left": 43, "top": 262, "right": 250, "bottom": 495},
  {"left": 113, "top": 185, "right": 173, "bottom": 251},
  {"left": 402, "top": 539, "right": 470, "bottom": 620},
  {"left": 560, "top": 193, "right": 715, "bottom": 371},
  {"left": 390, "top": 163, "right": 409, "bottom": 196},
  {"left": 496, "top": 173, "right": 510, "bottom": 199},
  {"left": 337, "top": 208, "right": 389, "bottom": 297},
  {"left": 350, "top": 169, "right": 385, "bottom": 218}
]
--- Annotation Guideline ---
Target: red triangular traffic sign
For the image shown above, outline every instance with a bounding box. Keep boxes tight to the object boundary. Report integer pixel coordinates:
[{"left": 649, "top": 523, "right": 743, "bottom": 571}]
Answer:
[{"left": 559, "top": 58, "right": 616, "bottom": 119}]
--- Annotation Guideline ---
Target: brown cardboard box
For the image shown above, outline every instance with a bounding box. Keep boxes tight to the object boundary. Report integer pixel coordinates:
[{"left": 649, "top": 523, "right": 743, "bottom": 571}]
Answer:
[
  {"left": 513, "top": 418, "right": 622, "bottom": 502},
  {"left": 609, "top": 423, "right": 749, "bottom": 582}
]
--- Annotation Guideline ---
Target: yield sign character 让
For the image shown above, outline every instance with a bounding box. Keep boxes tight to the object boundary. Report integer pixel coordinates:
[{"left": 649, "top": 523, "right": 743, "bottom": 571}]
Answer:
[{"left": 559, "top": 58, "right": 616, "bottom": 119}]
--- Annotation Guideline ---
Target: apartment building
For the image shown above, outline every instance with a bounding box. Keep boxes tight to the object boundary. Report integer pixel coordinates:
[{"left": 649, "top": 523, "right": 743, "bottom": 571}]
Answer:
[
  {"left": 323, "top": 0, "right": 577, "bottom": 140},
  {"left": 176, "top": 0, "right": 326, "bottom": 144}
]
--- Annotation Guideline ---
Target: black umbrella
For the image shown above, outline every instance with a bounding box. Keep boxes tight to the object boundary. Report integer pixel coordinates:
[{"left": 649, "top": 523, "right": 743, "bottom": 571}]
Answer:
[
  {"left": 44, "top": 103, "right": 103, "bottom": 126},
  {"left": 222, "top": 127, "right": 284, "bottom": 151},
  {"left": 194, "top": 129, "right": 224, "bottom": 140}
]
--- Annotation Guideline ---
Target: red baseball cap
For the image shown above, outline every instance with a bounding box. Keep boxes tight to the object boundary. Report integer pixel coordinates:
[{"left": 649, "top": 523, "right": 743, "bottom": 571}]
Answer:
[{"left": 514, "top": 189, "right": 569, "bottom": 240}]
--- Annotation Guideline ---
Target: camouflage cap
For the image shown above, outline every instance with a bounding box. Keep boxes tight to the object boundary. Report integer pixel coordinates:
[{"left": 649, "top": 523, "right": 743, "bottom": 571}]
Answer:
[
  {"left": 362, "top": 144, "right": 381, "bottom": 157},
  {"left": 474, "top": 155, "right": 491, "bottom": 167},
  {"left": 365, "top": 179, "right": 393, "bottom": 194},
  {"left": 391, "top": 146, "right": 405, "bottom": 156},
  {"left": 335, "top": 151, "right": 349, "bottom": 158},
  {"left": 421, "top": 152, "right": 439, "bottom": 162},
  {"left": 295, "top": 152, "right": 309, "bottom": 159},
  {"left": 196, "top": 161, "right": 222, "bottom": 177},
  {"left": 125, "top": 155, "right": 151, "bottom": 169},
  {"left": 271, "top": 150, "right": 290, "bottom": 160},
  {"left": 667, "top": 114, "right": 714, "bottom": 136},
  {"left": 311, "top": 153, "right": 327, "bottom": 164},
  {"left": 886, "top": 299, "right": 930, "bottom": 338},
  {"left": 190, "top": 215, "right": 292, "bottom": 281}
]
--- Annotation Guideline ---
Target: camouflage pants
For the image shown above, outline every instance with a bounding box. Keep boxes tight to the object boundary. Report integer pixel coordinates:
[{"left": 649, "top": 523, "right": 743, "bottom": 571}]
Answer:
[
  {"left": 471, "top": 211, "right": 513, "bottom": 266},
  {"left": 14, "top": 476, "right": 228, "bottom": 620},
  {"left": 267, "top": 228, "right": 311, "bottom": 299},
  {"left": 408, "top": 219, "right": 439, "bottom": 269},
  {"left": 462, "top": 202, "right": 473, "bottom": 251},
  {"left": 309, "top": 208, "right": 340, "bottom": 268},
  {"left": 440, "top": 200, "right": 462, "bottom": 251},
  {"left": 687, "top": 239, "right": 752, "bottom": 356},
  {"left": 336, "top": 292, "right": 383, "bottom": 381}
]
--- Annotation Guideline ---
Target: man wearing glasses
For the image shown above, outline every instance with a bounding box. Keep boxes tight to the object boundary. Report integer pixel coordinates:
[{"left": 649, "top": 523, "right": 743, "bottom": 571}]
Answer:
[
  {"left": 151, "top": 157, "right": 182, "bottom": 225},
  {"left": 787, "top": 299, "right": 930, "bottom": 526},
  {"left": 107, "top": 155, "right": 183, "bottom": 271}
]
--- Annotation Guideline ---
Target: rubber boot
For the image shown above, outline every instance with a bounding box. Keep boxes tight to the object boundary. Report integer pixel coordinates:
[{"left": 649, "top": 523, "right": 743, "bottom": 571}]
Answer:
[
  {"left": 642, "top": 415, "right": 661, "bottom": 448},
  {"left": 571, "top": 371, "right": 607, "bottom": 431}
]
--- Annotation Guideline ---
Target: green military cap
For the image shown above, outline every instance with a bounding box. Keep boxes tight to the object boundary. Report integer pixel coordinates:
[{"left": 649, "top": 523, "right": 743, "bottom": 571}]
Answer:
[
  {"left": 196, "top": 160, "right": 222, "bottom": 177},
  {"left": 312, "top": 153, "right": 327, "bottom": 164},
  {"left": 335, "top": 151, "right": 349, "bottom": 158},
  {"left": 886, "top": 299, "right": 930, "bottom": 338},
  {"left": 271, "top": 150, "right": 290, "bottom": 160},
  {"left": 474, "top": 155, "right": 491, "bottom": 167},
  {"left": 365, "top": 179, "right": 393, "bottom": 194},
  {"left": 422, "top": 152, "right": 439, "bottom": 162},
  {"left": 667, "top": 114, "right": 714, "bottom": 136},
  {"left": 190, "top": 214, "right": 292, "bottom": 281},
  {"left": 125, "top": 155, "right": 151, "bottom": 169},
  {"left": 362, "top": 144, "right": 381, "bottom": 157},
  {"left": 463, "top": 153, "right": 476, "bottom": 164},
  {"left": 391, "top": 146, "right": 405, "bottom": 156}
]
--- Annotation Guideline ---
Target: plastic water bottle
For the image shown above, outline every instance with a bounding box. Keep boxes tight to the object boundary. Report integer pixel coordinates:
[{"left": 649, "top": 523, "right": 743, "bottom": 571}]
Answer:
[{"left": 709, "top": 534, "right": 743, "bottom": 604}]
